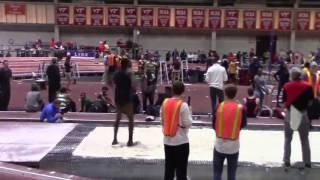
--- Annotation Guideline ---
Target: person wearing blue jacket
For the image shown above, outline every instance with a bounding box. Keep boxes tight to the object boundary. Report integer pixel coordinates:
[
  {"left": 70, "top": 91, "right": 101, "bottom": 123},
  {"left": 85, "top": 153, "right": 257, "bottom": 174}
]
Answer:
[{"left": 40, "top": 99, "right": 63, "bottom": 123}]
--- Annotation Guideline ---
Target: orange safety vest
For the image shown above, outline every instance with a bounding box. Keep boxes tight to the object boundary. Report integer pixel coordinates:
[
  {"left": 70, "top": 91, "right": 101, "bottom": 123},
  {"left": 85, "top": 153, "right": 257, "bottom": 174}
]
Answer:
[
  {"left": 161, "top": 98, "right": 183, "bottom": 137},
  {"left": 215, "top": 101, "right": 243, "bottom": 140},
  {"left": 108, "top": 54, "right": 115, "bottom": 66},
  {"left": 303, "top": 68, "right": 312, "bottom": 85}
]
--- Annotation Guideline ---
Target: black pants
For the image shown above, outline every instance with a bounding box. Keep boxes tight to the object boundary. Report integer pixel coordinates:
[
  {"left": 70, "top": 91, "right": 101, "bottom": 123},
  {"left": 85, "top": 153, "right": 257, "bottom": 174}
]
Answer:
[
  {"left": 164, "top": 143, "right": 189, "bottom": 180},
  {"left": 142, "top": 92, "right": 154, "bottom": 112},
  {"left": 276, "top": 83, "right": 284, "bottom": 106},
  {"left": 0, "top": 90, "right": 10, "bottom": 111},
  {"left": 213, "top": 149, "right": 239, "bottom": 180},
  {"left": 210, "top": 87, "right": 224, "bottom": 115},
  {"left": 48, "top": 86, "right": 58, "bottom": 103}
]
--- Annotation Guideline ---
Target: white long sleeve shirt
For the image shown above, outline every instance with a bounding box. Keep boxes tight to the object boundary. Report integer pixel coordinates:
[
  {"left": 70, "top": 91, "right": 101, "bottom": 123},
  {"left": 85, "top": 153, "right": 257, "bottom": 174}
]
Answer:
[
  {"left": 161, "top": 100, "right": 193, "bottom": 146},
  {"left": 205, "top": 63, "right": 228, "bottom": 90}
]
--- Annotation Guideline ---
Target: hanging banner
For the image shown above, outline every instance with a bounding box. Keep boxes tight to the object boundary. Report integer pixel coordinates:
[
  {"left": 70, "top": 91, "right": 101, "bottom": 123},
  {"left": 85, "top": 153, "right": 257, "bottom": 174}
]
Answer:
[
  {"left": 74, "top": 7, "right": 86, "bottom": 25},
  {"left": 108, "top": 7, "right": 120, "bottom": 26},
  {"left": 192, "top": 9, "right": 205, "bottom": 28},
  {"left": 56, "top": 6, "right": 70, "bottom": 25},
  {"left": 314, "top": 12, "right": 320, "bottom": 31},
  {"left": 5, "top": 3, "right": 25, "bottom": 15},
  {"left": 260, "top": 10, "right": 273, "bottom": 30},
  {"left": 243, "top": 10, "right": 256, "bottom": 29},
  {"left": 124, "top": 7, "right": 137, "bottom": 27},
  {"left": 175, "top": 8, "right": 188, "bottom": 28},
  {"left": 158, "top": 8, "right": 170, "bottom": 27},
  {"left": 141, "top": 8, "right": 154, "bottom": 27},
  {"left": 278, "top": 11, "right": 292, "bottom": 31},
  {"left": 91, "top": 7, "right": 104, "bottom": 26},
  {"left": 208, "top": 9, "right": 221, "bottom": 30},
  {"left": 296, "top": 11, "right": 310, "bottom": 31},
  {"left": 224, "top": 10, "right": 239, "bottom": 29}
]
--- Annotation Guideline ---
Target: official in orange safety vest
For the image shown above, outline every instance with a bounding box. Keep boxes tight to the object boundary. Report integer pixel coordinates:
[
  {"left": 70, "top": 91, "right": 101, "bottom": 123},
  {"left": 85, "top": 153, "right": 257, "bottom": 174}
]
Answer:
[
  {"left": 105, "top": 51, "right": 117, "bottom": 86},
  {"left": 302, "top": 61, "right": 320, "bottom": 97},
  {"left": 161, "top": 81, "right": 192, "bottom": 180},
  {"left": 213, "top": 84, "right": 247, "bottom": 180}
]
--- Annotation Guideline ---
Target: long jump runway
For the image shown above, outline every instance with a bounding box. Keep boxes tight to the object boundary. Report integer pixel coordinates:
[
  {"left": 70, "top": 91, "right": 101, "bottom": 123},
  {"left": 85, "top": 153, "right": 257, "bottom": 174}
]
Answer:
[{"left": 1, "top": 122, "right": 320, "bottom": 180}]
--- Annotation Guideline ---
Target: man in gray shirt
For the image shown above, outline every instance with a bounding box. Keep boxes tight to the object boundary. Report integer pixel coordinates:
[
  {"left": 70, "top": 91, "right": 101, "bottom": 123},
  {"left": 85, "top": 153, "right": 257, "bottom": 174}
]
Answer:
[{"left": 25, "top": 84, "right": 44, "bottom": 112}]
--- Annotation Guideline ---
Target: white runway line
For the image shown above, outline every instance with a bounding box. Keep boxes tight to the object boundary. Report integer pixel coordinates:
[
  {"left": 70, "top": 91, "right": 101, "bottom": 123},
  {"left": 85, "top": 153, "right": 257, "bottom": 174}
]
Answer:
[{"left": 73, "top": 127, "right": 320, "bottom": 167}]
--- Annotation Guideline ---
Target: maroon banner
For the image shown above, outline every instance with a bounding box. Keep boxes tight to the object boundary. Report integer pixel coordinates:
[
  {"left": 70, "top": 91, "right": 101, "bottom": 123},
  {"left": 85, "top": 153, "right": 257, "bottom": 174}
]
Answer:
[
  {"left": 175, "top": 8, "right": 188, "bottom": 28},
  {"left": 141, "top": 8, "right": 154, "bottom": 27},
  {"left": 192, "top": 9, "right": 205, "bottom": 28},
  {"left": 208, "top": 9, "right": 221, "bottom": 30},
  {"left": 91, "top": 7, "right": 104, "bottom": 26},
  {"left": 315, "top": 12, "right": 320, "bottom": 31},
  {"left": 124, "top": 7, "right": 137, "bottom": 27},
  {"left": 296, "top": 11, "right": 310, "bottom": 31},
  {"left": 278, "top": 11, "right": 291, "bottom": 31},
  {"left": 108, "top": 7, "right": 120, "bottom": 26},
  {"left": 5, "top": 3, "right": 25, "bottom": 15},
  {"left": 243, "top": 10, "right": 256, "bottom": 29},
  {"left": 158, "top": 8, "right": 170, "bottom": 27},
  {"left": 56, "top": 6, "right": 70, "bottom": 25},
  {"left": 74, "top": 7, "right": 86, "bottom": 25},
  {"left": 224, "top": 10, "right": 239, "bottom": 29},
  {"left": 260, "top": 10, "right": 273, "bottom": 30}
]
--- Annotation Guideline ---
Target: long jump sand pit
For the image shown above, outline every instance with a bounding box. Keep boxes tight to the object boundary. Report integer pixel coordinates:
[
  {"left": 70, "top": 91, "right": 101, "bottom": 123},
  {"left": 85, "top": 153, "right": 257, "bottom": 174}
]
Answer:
[{"left": 73, "top": 126, "right": 320, "bottom": 167}]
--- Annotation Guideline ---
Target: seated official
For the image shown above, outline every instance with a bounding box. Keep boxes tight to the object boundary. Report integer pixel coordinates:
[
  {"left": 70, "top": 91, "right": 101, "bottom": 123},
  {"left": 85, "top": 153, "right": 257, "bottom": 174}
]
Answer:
[
  {"left": 88, "top": 94, "right": 109, "bottom": 113},
  {"left": 80, "top": 92, "right": 92, "bottom": 112},
  {"left": 243, "top": 88, "right": 259, "bottom": 118},
  {"left": 40, "top": 99, "right": 63, "bottom": 123},
  {"left": 57, "top": 87, "right": 76, "bottom": 113},
  {"left": 25, "top": 83, "right": 44, "bottom": 112},
  {"left": 146, "top": 86, "right": 172, "bottom": 117}
]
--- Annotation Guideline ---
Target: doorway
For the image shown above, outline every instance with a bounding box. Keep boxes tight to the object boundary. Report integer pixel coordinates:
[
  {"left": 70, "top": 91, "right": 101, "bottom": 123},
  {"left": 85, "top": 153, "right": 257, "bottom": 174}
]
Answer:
[{"left": 256, "top": 35, "right": 277, "bottom": 59}]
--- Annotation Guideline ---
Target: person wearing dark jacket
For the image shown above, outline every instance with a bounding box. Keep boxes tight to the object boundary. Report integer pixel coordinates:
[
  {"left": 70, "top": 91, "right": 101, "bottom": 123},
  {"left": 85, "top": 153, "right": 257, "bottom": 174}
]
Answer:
[
  {"left": 282, "top": 67, "right": 314, "bottom": 169},
  {"left": 0, "top": 60, "right": 12, "bottom": 111},
  {"left": 112, "top": 59, "right": 136, "bottom": 146},
  {"left": 249, "top": 57, "right": 262, "bottom": 88},
  {"left": 274, "top": 62, "right": 289, "bottom": 107},
  {"left": 46, "top": 58, "right": 61, "bottom": 102}
]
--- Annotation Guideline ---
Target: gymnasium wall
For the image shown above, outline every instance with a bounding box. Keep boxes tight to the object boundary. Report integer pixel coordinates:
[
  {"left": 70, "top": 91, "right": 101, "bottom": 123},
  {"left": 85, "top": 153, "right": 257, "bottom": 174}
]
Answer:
[
  {"left": 60, "top": 28, "right": 131, "bottom": 46},
  {"left": 0, "top": 30, "right": 53, "bottom": 47},
  {"left": 296, "top": 34, "right": 320, "bottom": 55}
]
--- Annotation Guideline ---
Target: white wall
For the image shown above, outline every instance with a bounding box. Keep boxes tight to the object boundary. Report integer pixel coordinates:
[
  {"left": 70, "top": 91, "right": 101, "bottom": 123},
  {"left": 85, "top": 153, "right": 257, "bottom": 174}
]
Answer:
[
  {"left": 0, "top": 30, "right": 53, "bottom": 47},
  {"left": 216, "top": 34, "right": 256, "bottom": 55},
  {"left": 139, "top": 30, "right": 211, "bottom": 53},
  {"left": 296, "top": 35, "right": 320, "bottom": 55},
  {"left": 276, "top": 35, "right": 290, "bottom": 52},
  {"left": 60, "top": 31, "right": 130, "bottom": 47}
]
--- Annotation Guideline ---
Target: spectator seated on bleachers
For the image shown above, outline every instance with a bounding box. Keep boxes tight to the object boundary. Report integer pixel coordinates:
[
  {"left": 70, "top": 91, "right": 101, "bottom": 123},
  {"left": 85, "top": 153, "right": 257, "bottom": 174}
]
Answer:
[
  {"left": 25, "top": 83, "right": 44, "bottom": 112},
  {"left": 243, "top": 88, "right": 259, "bottom": 118}
]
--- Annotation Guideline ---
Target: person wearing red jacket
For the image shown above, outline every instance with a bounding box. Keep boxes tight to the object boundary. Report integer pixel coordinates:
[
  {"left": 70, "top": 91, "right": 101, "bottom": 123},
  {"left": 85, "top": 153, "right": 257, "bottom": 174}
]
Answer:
[{"left": 282, "top": 67, "right": 314, "bottom": 169}]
